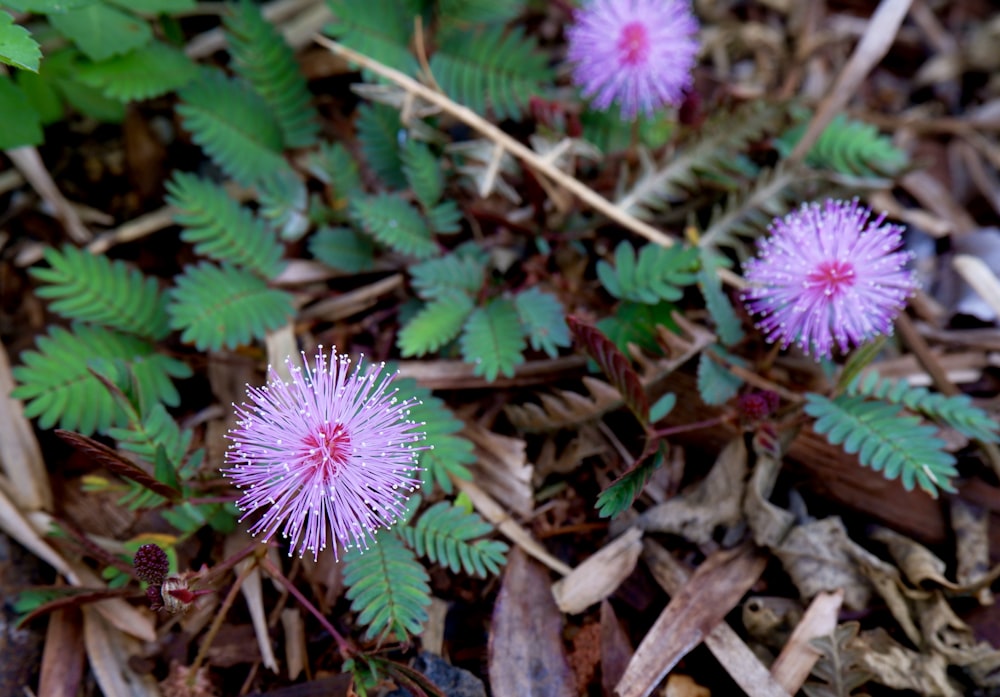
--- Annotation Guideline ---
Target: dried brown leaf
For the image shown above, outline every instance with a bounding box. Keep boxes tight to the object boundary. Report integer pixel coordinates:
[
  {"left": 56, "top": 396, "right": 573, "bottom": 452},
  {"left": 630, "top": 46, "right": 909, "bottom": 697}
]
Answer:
[{"left": 488, "top": 548, "right": 576, "bottom": 697}]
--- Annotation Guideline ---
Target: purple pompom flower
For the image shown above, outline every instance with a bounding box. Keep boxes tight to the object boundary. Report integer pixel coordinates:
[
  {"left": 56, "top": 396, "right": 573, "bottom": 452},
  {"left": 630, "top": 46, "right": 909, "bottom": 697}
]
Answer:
[
  {"left": 223, "top": 348, "right": 424, "bottom": 560},
  {"left": 566, "top": 0, "right": 699, "bottom": 119},
  {"left": 741, "top": 199, "right": 917, "bottom": 360}
]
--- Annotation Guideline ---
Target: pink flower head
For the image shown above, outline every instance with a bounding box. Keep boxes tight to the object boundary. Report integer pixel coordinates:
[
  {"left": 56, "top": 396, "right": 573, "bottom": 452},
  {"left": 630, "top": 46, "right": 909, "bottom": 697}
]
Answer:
[
  {"left": 223, "top": 347, "right": 424, "bottom": 560},
  {"left": 741, "top": 199, "right": 917, "bottom": 360},
  {"left": 566, "top": 0, "right": 699, "bottom": 119}
]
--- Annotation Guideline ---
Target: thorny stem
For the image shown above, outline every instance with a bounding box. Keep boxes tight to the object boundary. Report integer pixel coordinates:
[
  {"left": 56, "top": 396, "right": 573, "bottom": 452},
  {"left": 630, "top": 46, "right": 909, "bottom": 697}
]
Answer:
[
  {"left": 260, "top": 555, "right": 352, "bottom": 659},
  {"left": 313, "top": 35, "right": 745, "bottom": 291}
]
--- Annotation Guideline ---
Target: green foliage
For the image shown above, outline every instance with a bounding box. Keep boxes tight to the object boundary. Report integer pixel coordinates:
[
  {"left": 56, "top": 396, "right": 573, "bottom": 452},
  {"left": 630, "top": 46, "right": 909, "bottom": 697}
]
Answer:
[
  {"left": 804, "top": 393, "right": 958, "bottom": 497},
  {"left": 596, "top": 445, "right": 664, "bottom": 518},
  {"left": 107, "top": 403, "right": 199, "bottom": 478},
  {"left": 307, "top": 141, "right": 364, "bottom": 204},
  {"left": 598, "top": 300, "right": 679, "bottom": 355},
  {"left": 436, "top": 0, "right": 522, "bottom": 26},
  {"left": 513, "top": 288, "right": 570, "bottom": 358},
  {"left": 398, "top": 291, "right": 475, "bottom": 357},
  {"left": 48, "top": 4, "right": 151, "bottom": 62},
  {"left": 649, "top": 393, "right": 676, "bottom": 423},
  {"left": 31, "top": 245, "right": 170, "bottom": 339},
  {"left": 166, "top": 172, "right": 286, "bottom": 278},
  {"left": 325, "top": 0, "right": 420, "bottom": 75},
  {"left": 460, "top": 298, "right": 526, "bottom": 380},
  {"left": 698, "top": 249, "right": 744, "bottom": 347},
  {"left": 0, "top": 10, "right": 41, "bottom": 71},
  {"left": 615, "top": 101, "right": 786, "bottom": 219},
  {"left": 697, "top": 346, "right": 744, "bottom": 406},
  {"left": 75, "top": 41, "right": 198, "bottom": 101},
  {"left": 350, "top": 193, "right": 438, "bottom": 259},
  {"left": 167, "top": 262, "right": 295, "bottom": 351},
  {"left": 777, "top": 113, "right": 908, "bottom": 178},
  {"left": 424, "top": 200, "right": 462, "bottom": 234},
  {"left": 309, "top": 226, "right": 375, "bottom": 272},
  {"left": 256, "top": 167, "right": 310, "bottom": 241},
  {"left": 0, "top": 78, "right": 42, "bottom": 147},
  {"left": 401, "top": 501, "right": 508, "bottom": 577},
  {"left": 597, "top": 241, "right": 700, "bottom": 304},
  {"left": 430, "top": 25, "right": 552, "bottom": 120},
  {"left": 409, "top": 253, "right": 485, "bottom": 300},
  {"left": 356, "top": 102, "right": 407, "bottom": 189},
  {"left": 401, "top": 140, "right": 444, "bottom": 209},
  {"left": 176, "top": 71, "right": 287, "bottom": 186},
  {"left": 402, "top": 381, "right": 475, "bottom": 493},
  {"left": 847, "top": 371, "right": 999, "bottom": 443},
  {"left": 11, "top": 324, "right": 191, "bottom": 435},
  {"left": 342, "top": 530, "right": 431, "bottom": 642},
  {"left": 224, "top": 0, "right": 319, "bottom": 148}
]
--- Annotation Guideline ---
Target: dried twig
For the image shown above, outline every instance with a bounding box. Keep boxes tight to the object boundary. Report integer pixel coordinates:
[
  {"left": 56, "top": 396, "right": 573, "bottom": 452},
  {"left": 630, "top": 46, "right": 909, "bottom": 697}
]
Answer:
[{"left": 314, "top": 35, "right": 745, "bottom": 290}]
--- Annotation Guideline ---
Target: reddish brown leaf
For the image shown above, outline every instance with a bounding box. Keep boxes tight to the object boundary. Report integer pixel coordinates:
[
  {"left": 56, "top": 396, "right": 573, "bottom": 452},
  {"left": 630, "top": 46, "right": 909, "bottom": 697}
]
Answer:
[
  {"left": 55, "top": 430, "right": 181, "bottom": 501},
  {"left": 37, "top": 607, "right": 85, "bottom": 697},
  {"left": 600, "top": 600, "right": 633, "bottom": 697},
  {"left": 489, "top": 547, "right": 576, "bottom": 697},
  {"left": 567, "top": 315, "right": 649, "bottom": 424}
]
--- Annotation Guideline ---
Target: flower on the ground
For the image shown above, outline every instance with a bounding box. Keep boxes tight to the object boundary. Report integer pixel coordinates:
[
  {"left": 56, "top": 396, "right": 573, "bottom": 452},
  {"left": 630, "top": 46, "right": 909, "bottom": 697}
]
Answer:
[
  {"left": 223, "top": 348, "right": 424, "bottom": 560},
  {"left": 566, "top": 0, "right": 699, "bottom": 119},
  {"left": 741, "top": 199, "right": 917, "bottom": 360}
]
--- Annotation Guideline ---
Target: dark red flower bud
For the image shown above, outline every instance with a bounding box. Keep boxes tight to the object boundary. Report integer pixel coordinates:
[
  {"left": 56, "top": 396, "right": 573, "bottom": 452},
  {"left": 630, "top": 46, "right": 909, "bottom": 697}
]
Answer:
[{"left": 134, "top": 543, "right": 169, "bottom": 585}]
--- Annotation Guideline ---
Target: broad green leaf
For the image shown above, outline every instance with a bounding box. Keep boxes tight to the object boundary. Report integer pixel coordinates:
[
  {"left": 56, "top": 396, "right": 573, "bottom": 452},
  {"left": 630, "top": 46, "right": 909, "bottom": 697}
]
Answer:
[{"left": 0, "top": 11, "right": 41, "bottom": 72}]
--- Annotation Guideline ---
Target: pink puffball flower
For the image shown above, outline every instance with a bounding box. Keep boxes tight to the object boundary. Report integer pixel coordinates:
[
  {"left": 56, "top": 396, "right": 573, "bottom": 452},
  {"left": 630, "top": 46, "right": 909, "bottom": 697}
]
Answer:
[
  {"left": 741, "top": 199, "right": 918, "bottom": 360},
  {"left": 223, "top": 347, "right": 424, "bottom": 560},
  {"left": 566, "top": 0, "right": 699, "bottom": 120}
]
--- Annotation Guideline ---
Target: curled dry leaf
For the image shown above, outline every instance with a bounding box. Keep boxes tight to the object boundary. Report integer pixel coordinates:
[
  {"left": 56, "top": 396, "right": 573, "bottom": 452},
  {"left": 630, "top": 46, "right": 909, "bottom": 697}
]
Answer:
[
  {"left": 638, "top": 437, "right": 747, "bottom": 545},
  {"left": 950, "top": 498, "right": 993, "bottom": 604},
  {"left": 857, "top": 627, "right": 961, "bottom": 697},
  {"left": 462, "top": 420, "right": 533, "bottom": 517}
]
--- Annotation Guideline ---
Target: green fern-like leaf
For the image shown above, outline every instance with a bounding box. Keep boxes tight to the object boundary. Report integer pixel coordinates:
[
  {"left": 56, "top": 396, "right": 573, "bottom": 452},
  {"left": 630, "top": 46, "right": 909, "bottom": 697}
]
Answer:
[
  {"left": 430, "top": 25, "right": 551, "bottom": 120},
  {"left": 255, "top": 167, "right": 310, "bottom": 241},
  {"left": 425, "top": 200, "right": 462, "bottom": 234},
  {"left": 597, "top": 301, "right": 679, "bottom": 355},
  {"left": 107, "top": 403, "right": 199, "bottom": 475},
  {"left": 342, "top": 530, "right": 430, "bottom": 642},
  {"left": 176, "top": 70, "right": 287, "bottom": 186},
  {"left": 31, "top": 245, "right": 170, "bottom": 339},
  {"left": 167, "top": 262, "right": 295, "bottom": 351},
  {"left": 325, "top": 0, "right": 419, "bottom": 75},
  {"left": 804, "top": 393, "right": 958, "bottom": 497},
  {"left": 11, "top": 324, "right": 191, "bottom": 435},
  {"left": 350, "top": 193, "right": 438, "bottom": 259},
  {"left": 596, "top": 445, "right": 664, "bottom": 518},
  {"left": 398, "top": 291, "right": 475, "bottom": 357},
  {"left": 460, "top": 298, "right": 526, "bottom": 381},
  {"left": 75, "top": 41, "right": 198, "bottom": 101},
  {"left": 400, "top": 381, "right": 475, "bottom": 494},
  {"left": 409, "top": 253, "right": 485, "bottom": 300},
  {"left": 401, "top": 139, "right": 444, "bottom": 209},
  {"left": 697, "top": 346, "right": 744, "bottom": 406},
  {"left": 308, "top": 226, "right": 375, "bottom": 273},
  {"left": 356, "top": 102, "right": 407, "bottom": 189},
  {"left": 401, "top": 501, "right": 507, "bottom": 577},
  {"left": 698, "top": 250, "right": 744, "bottom": 347},
  {"left": 306, "top": 141, "right": 364, "bottom": 206},
  {"left": 513, "top": 288, "right": 570, "bottom": 358},
  {"left": 777, "top": 113, "right": 908, "bottom": 178},
  {"left": 166, "top": 172, "right": 286, "bottom": 278},
  {"left": 224, "top": 0, "right": 319, "bottom": 148},
  {"left": 436, "top": 0, "right": 522, "bottom": 26},
  {"left": 615, "top": 101, "right": 787, "bottom": 219},
  {"left": 848, "top": 371, "right": 999, "bottom": 443},
  {"left": 597, "top": 241, "right": 700, "bottom": 305}
]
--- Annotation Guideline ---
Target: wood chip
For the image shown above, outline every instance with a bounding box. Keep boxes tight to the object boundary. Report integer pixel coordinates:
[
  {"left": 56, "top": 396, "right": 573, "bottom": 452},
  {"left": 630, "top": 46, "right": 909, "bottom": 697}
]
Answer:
[{"left": 551, "top": 527, "right": 643, "bottom": 614}]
